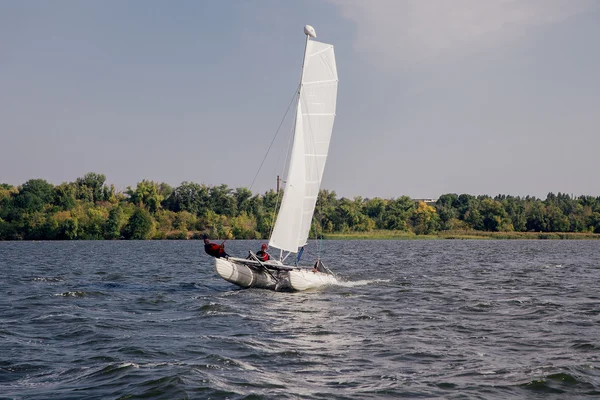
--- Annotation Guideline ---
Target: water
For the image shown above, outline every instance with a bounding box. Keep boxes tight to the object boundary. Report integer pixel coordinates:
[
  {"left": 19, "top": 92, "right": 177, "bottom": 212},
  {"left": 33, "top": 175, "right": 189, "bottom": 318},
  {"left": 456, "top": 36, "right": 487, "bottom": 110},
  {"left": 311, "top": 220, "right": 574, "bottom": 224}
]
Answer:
[{"left": 1, "top": 240, "right": 599, "bottom": 399}]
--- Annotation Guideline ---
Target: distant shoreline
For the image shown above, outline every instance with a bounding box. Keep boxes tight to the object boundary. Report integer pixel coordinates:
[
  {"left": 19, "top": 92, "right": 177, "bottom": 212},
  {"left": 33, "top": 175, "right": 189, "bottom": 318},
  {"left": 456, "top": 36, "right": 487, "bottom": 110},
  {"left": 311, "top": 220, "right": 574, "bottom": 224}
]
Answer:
[
  {"left": 2, "top": 230, "right": 599, "bottom": 241},
  {"left": 3, "top": 177, "right": 600, "bottom": 240},
  {"left": 321, "top": 230, "right": 600, "bottom": 240}
]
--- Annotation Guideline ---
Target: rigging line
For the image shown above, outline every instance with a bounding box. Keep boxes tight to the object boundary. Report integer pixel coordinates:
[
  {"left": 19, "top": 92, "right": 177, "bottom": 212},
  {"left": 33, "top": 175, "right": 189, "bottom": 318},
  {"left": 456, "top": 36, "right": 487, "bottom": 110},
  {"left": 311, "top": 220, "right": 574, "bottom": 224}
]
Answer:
[{"left": 249, "top": 87, "right": 300, "bottom": 192}]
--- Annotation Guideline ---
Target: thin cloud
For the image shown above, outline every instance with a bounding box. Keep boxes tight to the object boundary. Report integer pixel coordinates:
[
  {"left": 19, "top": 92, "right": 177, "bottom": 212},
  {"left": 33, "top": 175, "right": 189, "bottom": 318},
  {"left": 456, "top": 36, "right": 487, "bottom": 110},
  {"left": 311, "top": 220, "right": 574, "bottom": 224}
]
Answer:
[{"left": 330, "top": 0, "right": 595, "bottom": 64}]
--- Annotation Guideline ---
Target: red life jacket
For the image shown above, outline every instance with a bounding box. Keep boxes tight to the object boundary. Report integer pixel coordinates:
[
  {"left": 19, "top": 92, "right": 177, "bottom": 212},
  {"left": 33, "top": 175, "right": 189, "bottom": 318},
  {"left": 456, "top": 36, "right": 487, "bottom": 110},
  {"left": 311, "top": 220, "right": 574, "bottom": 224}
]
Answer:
[
  {"left": 256, "top": 251, "right": 270, "bottom": 261},
  {"left": 205, "top": 243, "right": 226, "bottom": 258}
]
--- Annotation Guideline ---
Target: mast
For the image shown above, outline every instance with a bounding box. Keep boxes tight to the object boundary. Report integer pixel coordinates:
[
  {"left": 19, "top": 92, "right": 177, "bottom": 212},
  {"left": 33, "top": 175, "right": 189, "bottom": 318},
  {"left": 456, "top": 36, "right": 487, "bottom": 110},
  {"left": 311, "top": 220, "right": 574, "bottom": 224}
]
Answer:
[
  {"left": 291, "top": 26, "right": 314, "bottom": 148},
  {"left": 277, "top": 26, "right": 312, "bottom": 263},
  {"left": 298, "top": 26, "right": 314, "bottom": 95},
  {"left": 272, "top": 25, "right": 314, "bottom": 261}
]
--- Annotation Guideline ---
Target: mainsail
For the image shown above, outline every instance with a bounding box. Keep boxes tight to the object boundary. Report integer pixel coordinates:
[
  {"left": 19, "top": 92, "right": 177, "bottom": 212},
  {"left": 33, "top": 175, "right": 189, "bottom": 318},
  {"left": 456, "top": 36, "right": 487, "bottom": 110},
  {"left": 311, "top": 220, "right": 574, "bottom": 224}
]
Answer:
[{"left": 269, "top": 38, "right": 338, "bottom": 254}]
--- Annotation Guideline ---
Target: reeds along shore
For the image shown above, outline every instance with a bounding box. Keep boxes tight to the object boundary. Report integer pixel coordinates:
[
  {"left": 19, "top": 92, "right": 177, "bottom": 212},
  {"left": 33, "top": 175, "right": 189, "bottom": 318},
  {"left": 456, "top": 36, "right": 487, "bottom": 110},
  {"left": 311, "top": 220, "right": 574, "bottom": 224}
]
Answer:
[{"left": 322, "top": 230, "right": 600, "bottom": 240}]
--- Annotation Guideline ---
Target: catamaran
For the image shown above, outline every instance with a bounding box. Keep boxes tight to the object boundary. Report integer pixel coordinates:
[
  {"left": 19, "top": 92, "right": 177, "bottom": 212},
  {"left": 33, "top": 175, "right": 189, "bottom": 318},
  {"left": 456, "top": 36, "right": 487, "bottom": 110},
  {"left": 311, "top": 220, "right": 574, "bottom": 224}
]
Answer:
[{"left": 214, "top": 25, "right": 339, "bottom": 291}]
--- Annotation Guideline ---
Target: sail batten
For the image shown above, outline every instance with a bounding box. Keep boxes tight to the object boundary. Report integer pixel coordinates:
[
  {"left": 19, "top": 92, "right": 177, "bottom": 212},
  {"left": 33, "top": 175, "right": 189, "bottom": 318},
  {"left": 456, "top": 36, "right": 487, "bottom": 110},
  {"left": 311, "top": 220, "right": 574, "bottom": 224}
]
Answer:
[{"left": 269, "top": 38, "right": 338, "bottom": 254}]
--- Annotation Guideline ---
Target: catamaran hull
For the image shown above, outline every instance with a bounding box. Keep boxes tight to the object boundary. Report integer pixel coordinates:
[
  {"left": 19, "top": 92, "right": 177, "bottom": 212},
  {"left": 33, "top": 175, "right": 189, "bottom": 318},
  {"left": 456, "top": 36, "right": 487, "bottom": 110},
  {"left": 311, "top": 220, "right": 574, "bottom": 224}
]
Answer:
[
  {"left": 214, "top": 258, "right": 336, "bottom": 292},
  {"left": 215, "top": 258, "right": 278, "bottom": 290},
  {"left": 288, "top": 269, "right": 338, "bottom": 291}
]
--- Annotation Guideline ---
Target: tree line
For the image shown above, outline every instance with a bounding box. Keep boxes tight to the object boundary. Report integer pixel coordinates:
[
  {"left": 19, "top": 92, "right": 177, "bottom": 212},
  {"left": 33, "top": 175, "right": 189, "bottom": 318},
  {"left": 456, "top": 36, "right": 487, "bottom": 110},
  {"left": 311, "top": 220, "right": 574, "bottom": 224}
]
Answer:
[{"left": 1, "top": 173, "right": 599, "bottom": 240}]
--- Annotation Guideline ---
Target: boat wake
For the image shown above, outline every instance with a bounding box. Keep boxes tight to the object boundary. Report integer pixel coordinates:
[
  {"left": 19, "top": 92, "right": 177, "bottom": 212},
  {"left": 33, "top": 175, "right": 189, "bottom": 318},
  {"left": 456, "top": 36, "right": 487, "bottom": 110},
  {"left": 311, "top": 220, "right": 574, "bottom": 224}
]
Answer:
[{"left": 333, "top": 279, "right": 390, "bottom": 288}]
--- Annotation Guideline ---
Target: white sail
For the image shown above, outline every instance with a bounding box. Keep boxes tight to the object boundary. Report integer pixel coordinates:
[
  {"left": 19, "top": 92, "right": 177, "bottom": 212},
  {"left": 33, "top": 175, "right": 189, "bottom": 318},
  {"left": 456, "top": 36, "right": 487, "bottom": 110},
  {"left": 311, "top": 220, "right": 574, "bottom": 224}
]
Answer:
[{"left": 269, "top": 39, "right": 338, "bottom": 254}]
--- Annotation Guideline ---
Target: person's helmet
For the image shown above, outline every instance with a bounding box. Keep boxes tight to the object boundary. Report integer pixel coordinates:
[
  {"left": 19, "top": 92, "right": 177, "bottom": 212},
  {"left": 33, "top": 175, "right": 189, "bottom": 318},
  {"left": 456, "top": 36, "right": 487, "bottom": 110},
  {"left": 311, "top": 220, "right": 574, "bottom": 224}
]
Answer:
[{"left": 261, "top": 243, "right": 267, "bottom": 250}]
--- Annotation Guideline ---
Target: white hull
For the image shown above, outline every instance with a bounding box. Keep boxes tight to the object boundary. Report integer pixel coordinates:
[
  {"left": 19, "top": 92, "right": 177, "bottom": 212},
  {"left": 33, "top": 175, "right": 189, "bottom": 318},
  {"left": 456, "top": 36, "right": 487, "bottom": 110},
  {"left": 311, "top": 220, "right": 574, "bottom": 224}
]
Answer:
[
  {"left": 288, "top": 269, "right": 338, "bottom": 291},
  {"left": 215, "top": 258, "right": 278, "bottom": 290},
  {"left": 215, "top": 257, "right": 336, "bottom": 292}
]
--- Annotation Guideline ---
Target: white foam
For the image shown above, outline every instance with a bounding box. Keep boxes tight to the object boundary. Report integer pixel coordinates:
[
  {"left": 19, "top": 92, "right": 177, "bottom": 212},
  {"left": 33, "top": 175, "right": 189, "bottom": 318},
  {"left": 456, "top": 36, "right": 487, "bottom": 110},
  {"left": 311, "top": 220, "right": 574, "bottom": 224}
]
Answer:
[
  {"left": 54, "top": 291, "right": 85, "bottom": 297},
  {"left": 334, "top": 279, "right": 390, "bottom": 288},
  {"left": 235, "top": 359, "right": 259, "bottom": 371},
  {"left": 33, "top": 277, "right": 62, "bottom": 282},
  {"left": 118, "top": 362, "right": 139, "bottom": 369}
]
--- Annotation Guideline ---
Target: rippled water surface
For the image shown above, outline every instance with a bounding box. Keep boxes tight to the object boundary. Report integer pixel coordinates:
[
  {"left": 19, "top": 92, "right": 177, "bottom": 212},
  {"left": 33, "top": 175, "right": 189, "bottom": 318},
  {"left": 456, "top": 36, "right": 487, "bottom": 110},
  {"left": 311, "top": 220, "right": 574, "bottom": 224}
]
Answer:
[{"left": 1, "top": 240, "right": 600, "bottom": 399}]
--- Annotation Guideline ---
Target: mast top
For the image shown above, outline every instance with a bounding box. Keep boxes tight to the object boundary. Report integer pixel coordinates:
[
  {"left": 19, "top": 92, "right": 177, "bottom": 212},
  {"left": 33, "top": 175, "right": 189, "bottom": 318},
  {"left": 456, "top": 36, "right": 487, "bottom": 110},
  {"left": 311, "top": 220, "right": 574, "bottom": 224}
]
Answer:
[{"left": 304, "top": 25, "right": 316, "bottom": 38}]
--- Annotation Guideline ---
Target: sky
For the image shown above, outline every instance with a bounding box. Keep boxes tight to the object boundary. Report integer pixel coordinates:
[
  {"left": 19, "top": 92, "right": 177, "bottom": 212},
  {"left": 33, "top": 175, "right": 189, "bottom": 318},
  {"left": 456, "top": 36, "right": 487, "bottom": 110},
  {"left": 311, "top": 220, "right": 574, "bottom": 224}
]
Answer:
[{"left": 1, "top": 0, "right": 599, "bottom": 200}]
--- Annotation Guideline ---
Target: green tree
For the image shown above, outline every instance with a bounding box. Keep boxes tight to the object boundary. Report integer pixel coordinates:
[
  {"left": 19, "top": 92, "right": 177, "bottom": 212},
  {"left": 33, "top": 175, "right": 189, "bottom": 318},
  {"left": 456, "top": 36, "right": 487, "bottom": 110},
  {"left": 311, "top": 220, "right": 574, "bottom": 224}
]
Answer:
[
  {"left": 79, "top": 207, "right": 108, "bottom": 239},
  {"left": 331, "top": 197, "right": 359, "bottom": 232},
  {"left": 202, "top": 209, "right": 231, "bottom": 240},
  {"left": 501, "top": 196, "right": 527, "bottom": 232},
  {"left": 173, "top": 211, "right": 195, "bottom": 231},
  {"left": 13, "top": 179, "right": 54, "bottom": 213},
  {"left": 0, "top": 218, "right": 18, "bottom": 240},
  {"left": 75, "top": 172, "right": 106, "bottom": 203},
  {"left": 20, "top": 179, "right": 55, "bottom": 202},
  {"left": 412, "top": 201, "right": 439, "bottom": 234},
  {"left": 105, "top": 206, "right": 125, "bottom": 239},
  {"left": 234, "top": 187, "right": 253, "bottom": 215},
  {"left": 455, "top": 194, "right": 477, "bottom": 221},
  {"left": 353, "top": 214, "right": 376, "bottom": 232},
  {"left": 249, "top": 195, "right": 271, "bottom": 238},
  {"left": 164, "top": 182, "right": 210, "bottom": 215},
  {"left": 569, "top": 203, "right": 587, "bottom": 232},
  {"left": 0, "top": 186, "right": 17, "bottom": 222},
  {"left": 436, "top": 194, "right": 459, "bottom": 230},
  {"left": 209, "top": 184, "right": 236, "bottom": 217},
  {"left": 383, "top": 196, "right": 415, "bottom": 231},
  {"left": 526, "top": 201, "right": 548, "bottom": 232},
  {"left": 60, "top": 218, "right": 79, "bottom": 240},
  {"left": 154, "top": 210, "right": 176, "bottom": 233},
  {"left": 157, "top": 182, "right": 173, "bottom": 202},
  {"left": 103, "top": 184, "right": 117, "bottom": 204},
  {"left": 464, "top": 208, "right": 484, "bottom": 230},
  {"left": 545, "top": 204, "right": 569, "bottom": 232},
  {"left": 479, "top": 198, "right": 511, "bottom": 232},
  {"left": 123, "top": 207, "right": 154, "bottom": 239},
  {"left": 231, "top": 212, "right": 258, "bottom": 239},
  {"left": 54, "top": 183, "right": 77, "bottom": 210},
  {"left": 127, "top": 180, "right": 164, "bottom": 214},
  {"left": 314, "top": 190, "right": 337, "bottom": 233},
  {"left": 587, "top": 212, "right": 600, "bottom": 233},
  {"left": 20, "top": 211, "right": 49, "bottom": 239},
  {"left": 363, "top": 197, "right": 386, "bottom": 229},
  {"left": 579, "top": 196, "right": 599, "bottom": 212},
  {"left": 261, "top": 189, "right": 279, "bottom": 216}
]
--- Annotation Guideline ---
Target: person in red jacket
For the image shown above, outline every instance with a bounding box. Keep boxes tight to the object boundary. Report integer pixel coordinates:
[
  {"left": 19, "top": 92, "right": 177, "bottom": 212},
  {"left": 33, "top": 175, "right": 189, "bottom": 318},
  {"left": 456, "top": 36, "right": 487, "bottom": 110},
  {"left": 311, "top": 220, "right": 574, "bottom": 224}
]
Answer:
[
  {"left": 203, "top": 236, "right": 229, "bottom": 258},
  {"left": 256, "top": 243, "right": 270, "bottom": 261}
]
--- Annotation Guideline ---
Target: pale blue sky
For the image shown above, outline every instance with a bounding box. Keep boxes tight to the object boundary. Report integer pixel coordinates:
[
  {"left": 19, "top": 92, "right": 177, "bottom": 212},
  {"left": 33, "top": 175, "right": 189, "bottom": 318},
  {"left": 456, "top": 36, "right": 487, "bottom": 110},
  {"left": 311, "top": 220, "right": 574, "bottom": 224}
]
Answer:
[{"left": 1, "top": 0, "right": 599, "bottom": 199}]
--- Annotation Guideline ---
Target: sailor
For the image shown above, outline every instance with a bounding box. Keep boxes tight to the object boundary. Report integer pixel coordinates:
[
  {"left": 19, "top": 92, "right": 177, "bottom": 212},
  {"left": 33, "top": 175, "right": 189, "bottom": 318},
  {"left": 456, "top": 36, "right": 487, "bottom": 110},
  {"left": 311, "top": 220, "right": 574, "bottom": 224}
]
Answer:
[
  {"left": 313, "top": 259, "right": 325, "bottom": 273},
  {"left": 256, "top": 243, "right": 270, "bottom": 261},
  {"left": 203, "top": 235, "right": 229, "bottom": 258}
]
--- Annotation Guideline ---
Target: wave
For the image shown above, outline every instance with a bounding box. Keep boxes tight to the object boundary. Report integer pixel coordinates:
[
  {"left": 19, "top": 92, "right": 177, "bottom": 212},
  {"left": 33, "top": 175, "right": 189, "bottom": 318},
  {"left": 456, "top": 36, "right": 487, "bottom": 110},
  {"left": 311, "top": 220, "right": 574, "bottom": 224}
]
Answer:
[
  {"left": 333, "top": 278, "right": 390, "bottom": 288},
  {"left": 571, "top": 341, "right": 599, "bottom": 351},
  {"left": 519, "top": 372, "right": 597, "bottom": 394},
  {"left": 54, "top": 291, "right": 105, "bottom": 298},
  {"left": 541, "top": 264, "right": 564, "bottom": 268},
  {"left": 32, "top": 277, "right": 63, "bottom": 282}
]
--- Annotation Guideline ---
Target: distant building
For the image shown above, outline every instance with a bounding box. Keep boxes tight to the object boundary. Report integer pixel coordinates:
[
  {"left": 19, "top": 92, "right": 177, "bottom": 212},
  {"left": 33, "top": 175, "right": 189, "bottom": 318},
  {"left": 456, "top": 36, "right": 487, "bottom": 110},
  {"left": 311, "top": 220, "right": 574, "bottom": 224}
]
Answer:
[{"left": 412, "top": 198, "right": 438, "bottom": 205}]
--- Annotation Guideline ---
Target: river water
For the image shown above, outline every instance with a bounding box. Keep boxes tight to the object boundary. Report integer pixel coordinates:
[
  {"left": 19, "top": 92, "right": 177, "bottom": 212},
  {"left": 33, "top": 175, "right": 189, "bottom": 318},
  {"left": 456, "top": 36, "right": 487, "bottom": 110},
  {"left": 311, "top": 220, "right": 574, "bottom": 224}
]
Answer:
[{"left": 1, "top": 240, "right": 599, "bottom": 399}]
